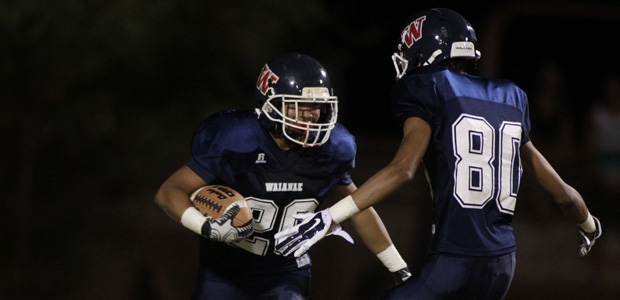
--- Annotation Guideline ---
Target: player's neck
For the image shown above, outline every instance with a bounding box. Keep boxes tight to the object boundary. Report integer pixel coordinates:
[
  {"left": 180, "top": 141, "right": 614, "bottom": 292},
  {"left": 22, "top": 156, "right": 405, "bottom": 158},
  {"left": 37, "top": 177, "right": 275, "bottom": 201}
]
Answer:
[{"left": 269, "top": 132, "right": 297, "bottom": 151}]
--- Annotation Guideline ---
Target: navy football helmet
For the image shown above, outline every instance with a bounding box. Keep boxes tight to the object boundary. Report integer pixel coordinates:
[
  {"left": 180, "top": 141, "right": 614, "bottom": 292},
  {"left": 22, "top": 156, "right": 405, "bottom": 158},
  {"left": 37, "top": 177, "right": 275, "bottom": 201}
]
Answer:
[
  {"left": 392, "top": 8, "right": 481, "bottom": 79},
  {"left": 255, "top": 53, "right": 338, "bottom": 147}
]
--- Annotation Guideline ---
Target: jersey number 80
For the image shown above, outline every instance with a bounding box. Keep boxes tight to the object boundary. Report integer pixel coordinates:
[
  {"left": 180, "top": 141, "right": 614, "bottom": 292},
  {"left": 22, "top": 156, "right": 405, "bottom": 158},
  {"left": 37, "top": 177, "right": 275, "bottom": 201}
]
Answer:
[{"left": 452, "top": 114, "right": 522, "bottom": 215}]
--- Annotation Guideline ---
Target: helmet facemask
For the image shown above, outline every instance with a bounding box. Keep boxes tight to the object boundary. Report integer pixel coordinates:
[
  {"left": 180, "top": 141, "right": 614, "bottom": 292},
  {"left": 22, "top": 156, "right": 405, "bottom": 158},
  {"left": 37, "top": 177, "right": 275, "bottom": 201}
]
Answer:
[
  {"left": 260, "top": 87, "right": 337, "bottom": 147},
  {"left": 391, "top": 51, "right": 410, "bottom": 80}
]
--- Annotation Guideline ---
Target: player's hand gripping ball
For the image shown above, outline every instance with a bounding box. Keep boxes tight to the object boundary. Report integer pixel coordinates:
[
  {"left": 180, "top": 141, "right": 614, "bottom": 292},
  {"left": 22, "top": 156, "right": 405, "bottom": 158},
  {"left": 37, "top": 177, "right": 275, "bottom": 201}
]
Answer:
[{"left": 190, "top": 185, "right": 254, "bottom": 242}]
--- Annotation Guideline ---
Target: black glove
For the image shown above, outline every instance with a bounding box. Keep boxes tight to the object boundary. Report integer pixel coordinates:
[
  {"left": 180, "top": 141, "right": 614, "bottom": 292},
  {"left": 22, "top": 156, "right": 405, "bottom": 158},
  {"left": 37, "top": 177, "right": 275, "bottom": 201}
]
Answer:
[{"left": 392, "top": 267, "right": 412, "bottom": 285}]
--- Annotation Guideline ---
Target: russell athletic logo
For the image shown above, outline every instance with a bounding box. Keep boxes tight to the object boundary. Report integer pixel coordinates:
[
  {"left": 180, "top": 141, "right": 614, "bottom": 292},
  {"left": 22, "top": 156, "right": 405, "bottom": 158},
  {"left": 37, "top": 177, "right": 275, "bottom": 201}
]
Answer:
[
  {"left": 256, "top": 153, "right": 266, "bottom": 164},
  {"left": 256, "top": 64, "right": 279, "bottom": 95},
  {"left": 401, "top": 15, "right": 426, "bottom": 48}
]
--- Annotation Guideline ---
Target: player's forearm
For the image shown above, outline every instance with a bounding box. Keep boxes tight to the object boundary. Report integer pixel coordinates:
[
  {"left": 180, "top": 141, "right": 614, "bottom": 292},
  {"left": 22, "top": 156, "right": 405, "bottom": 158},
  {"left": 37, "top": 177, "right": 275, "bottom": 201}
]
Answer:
[
  {"left": 350, "top": 117, "right": 428, "bottom": 212},
  {"left": 349, "top": 207, "right": 408, "bottom": 274},
  {"left": 521, "top": 142, "right": 591, "bottom": 226},
  {"left": 155, "top": 185, "right": 193, "bottom": 223},
  {"left": 330, "top": 117, "right": 427, "bottom": 223},
  {"left": 555, "top": 185, "right": 590, "bottom": 224},
  {"left": 328, "top": 161, "right": 416, "bottom": 225},
  {"left": 353, "top": 162, "right": 416, "bottom": 211},
  {"left": 349, "top": 207, "right": 393, "bottom": 254}
]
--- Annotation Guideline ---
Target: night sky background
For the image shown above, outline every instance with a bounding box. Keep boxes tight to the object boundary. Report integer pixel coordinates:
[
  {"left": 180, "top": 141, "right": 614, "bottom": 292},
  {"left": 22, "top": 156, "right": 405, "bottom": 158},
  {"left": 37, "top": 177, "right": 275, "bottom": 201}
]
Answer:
[{"left": 2, "top": 1, "right": 620, "bottom": 299}]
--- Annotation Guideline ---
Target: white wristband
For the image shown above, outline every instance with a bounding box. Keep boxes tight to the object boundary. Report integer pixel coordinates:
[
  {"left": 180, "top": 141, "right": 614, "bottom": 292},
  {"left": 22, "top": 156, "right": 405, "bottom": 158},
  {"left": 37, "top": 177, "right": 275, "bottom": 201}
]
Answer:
[
  {"left": 328, "top": 195, "right": 360, "bottom": 223},
  {"left": 181, "top": 207, "right": 208, "bottom": 235},
  {"left": 377, "top": 244, "right": 408, "bottom": 272},
  {"left": 578, "top": 212, "right": 596, "bottom": 233}
]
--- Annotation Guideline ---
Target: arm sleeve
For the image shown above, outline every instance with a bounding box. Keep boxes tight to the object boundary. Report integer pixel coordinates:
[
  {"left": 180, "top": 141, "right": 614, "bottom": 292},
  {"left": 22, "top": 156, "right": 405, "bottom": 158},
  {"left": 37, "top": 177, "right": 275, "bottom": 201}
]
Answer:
[
  {"left": 186, "top": 116, "right": 228, "bottom": 183},
  {"left": 520, "top": 92, "right": 532, "bottom": 145},
  {"left": 390, "top": 77, "right": 435, "bottom": 128}
]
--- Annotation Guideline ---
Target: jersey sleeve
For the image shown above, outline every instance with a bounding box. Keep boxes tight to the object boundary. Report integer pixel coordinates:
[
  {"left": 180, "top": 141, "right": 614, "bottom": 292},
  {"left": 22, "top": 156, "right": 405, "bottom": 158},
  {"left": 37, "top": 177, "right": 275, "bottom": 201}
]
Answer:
[
  {"left": 390, "top": 72, "right": 438, "bottom": 128},
  {"left": 519, "top": 91, "right": 532, "bottom": 145},
  {"left": 186, "top": 119, "right": 222, "bottom": 183},
  {"left": 327, "top": 123, "right": 356, "bottom": 186},
  {"left": 338, "top": 172, "right": 353, "bottom": 186},
  {"left": 186, "top": 110, "right": 248, "bottom": 183}
]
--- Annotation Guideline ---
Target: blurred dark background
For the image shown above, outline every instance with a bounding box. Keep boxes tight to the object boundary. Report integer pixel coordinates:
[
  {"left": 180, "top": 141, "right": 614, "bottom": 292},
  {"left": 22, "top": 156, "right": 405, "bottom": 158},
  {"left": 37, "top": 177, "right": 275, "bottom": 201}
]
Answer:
[{"left": 2, "top": 1, "right": 620, "bottom": 299}]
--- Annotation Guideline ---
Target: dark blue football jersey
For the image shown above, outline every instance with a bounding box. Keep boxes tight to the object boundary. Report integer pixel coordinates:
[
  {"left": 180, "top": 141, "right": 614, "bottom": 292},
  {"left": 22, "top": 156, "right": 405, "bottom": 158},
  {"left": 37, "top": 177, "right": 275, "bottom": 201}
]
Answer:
[
  {"left": 391, "top": 65, "right": 531, "bottom": 256},
  {"left": 186, "top": 109, "right": 356, "bottom": 274}
]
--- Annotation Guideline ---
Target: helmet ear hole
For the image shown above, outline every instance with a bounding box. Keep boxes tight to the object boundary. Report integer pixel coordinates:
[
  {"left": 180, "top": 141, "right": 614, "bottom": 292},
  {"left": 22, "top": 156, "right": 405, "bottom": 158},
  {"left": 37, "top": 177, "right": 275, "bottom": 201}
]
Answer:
[
  {"left": 405, "top": 51, "right": 424, "bottom": 74},
  {"left": 415, "top": 51, "right": 424, "bottom": 68}
]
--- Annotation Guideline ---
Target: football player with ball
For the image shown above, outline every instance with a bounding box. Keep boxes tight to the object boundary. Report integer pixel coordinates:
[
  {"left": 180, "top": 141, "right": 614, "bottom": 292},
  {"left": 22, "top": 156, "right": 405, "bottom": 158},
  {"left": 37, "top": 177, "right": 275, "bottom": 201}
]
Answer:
[
  {"left": 155, "top": 53, "right": 410, "bottom": 299},
  {"left": 275, "top": 8, "right": 602, "bottom": 299}
]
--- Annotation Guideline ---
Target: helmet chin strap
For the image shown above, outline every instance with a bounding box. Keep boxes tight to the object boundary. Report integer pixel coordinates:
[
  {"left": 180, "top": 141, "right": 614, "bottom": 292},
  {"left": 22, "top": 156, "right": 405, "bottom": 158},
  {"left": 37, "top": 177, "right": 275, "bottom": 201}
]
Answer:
[
  {"left": 286, "top": 122, "right": 314, "bottom": 146},
  {"left": 270, "top": 123, "right": 284, "bottom": 139},
  {"left": 423, "top": 49, "right": 443, "bottom": 66}
]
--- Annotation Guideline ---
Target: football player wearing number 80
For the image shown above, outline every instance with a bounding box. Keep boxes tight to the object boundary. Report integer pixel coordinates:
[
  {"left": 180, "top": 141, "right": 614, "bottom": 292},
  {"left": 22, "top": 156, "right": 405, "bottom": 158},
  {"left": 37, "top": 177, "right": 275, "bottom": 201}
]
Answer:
[
  {"left": 274, "top": 8, "right": 602, "bottom": 300},
  {"left": 154, "top": 53, "right": 410, "bottom": 299}
]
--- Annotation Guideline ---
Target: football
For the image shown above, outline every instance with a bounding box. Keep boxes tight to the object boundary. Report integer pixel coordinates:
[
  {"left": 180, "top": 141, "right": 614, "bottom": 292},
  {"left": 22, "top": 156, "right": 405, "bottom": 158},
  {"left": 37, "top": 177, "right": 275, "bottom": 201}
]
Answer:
[{"left": 190, "top": 185, "right": 253, "bottom": 227}]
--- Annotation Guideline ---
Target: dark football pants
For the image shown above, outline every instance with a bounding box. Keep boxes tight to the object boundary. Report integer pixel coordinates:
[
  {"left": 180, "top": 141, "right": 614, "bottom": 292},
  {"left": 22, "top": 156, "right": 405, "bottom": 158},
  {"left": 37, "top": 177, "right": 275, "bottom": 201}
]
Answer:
[
  {"left": 380, "top": 252, "right": 515, "bottom": 300},
  {"left": 191, "top": 266, "right": 310, "bottom": 300}
]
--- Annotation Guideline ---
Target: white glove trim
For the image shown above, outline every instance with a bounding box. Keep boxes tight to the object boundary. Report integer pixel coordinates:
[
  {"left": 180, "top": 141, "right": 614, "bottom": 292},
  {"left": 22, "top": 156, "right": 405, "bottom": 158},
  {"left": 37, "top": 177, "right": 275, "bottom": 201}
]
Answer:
[
  {"left": 377, "top": 244, "right": 408, "bottom": 272},
  {"left": 328, "top": 195, "right": 360, "bottom": 223},
  {"left": 181, "top": 206, "right": 208, "bottom": 235}
]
